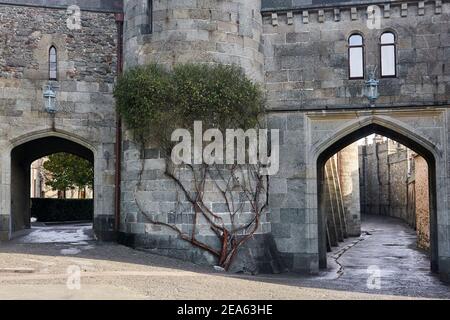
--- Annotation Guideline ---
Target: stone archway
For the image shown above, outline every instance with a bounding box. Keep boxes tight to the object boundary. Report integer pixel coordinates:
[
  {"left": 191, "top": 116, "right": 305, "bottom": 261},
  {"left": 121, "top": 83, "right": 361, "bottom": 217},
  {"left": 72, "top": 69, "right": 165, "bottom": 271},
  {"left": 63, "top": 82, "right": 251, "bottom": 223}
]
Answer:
[
  {"left": 307, "top": 112, "right": 444, "bottom": 277},
  {"left": 6, "top": 132, "right": 96, "bottom": 237}
]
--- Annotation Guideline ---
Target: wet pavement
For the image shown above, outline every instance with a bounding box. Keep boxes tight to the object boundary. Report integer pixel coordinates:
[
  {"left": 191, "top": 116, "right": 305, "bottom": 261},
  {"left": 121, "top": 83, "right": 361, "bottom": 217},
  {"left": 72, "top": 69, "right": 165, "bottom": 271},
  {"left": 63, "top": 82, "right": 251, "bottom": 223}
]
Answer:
[
  {"left": 259, "top": 215, "right": 450, "bottom": 299},
  {"left": 327, "top": 215, "right": 445, "bottom": 297}
]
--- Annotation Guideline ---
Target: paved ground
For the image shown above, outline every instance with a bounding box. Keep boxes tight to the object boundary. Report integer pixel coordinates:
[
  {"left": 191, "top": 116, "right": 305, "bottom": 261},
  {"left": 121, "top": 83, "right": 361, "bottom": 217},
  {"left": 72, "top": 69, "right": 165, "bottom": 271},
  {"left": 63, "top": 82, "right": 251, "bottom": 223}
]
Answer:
[
  {"left": 271, "top": 215, "right": 450, "bottom": 299},
  {"left": 0, "top": 216, "right": 448, "bottom": 300}
]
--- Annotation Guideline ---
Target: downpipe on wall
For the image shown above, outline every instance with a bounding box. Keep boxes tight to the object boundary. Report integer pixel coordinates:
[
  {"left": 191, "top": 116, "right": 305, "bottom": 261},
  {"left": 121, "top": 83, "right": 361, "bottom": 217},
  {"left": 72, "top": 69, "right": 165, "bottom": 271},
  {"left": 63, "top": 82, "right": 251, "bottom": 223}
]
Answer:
[{"left": 114, "top": 13, "right": 124, "bottom": 234}]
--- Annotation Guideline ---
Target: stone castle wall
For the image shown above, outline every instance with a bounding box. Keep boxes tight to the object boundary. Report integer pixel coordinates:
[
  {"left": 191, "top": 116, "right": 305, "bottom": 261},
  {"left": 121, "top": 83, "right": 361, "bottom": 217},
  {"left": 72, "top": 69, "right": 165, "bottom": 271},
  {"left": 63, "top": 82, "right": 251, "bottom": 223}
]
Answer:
[
  {"left": 262, "top": 0, "right": 449, "bottom": 111},
  {"left": 414, "top": 154, "right": 430, "bottom": 250},
  {"left": 262, "top": 0, "right": 450, "bottom": 276},
  {"left": 359, "top": 139, "right": 409, "bottom": 220},
  {"left": 0, "top": 3, "right": 118, "bottom": 240},
  {"left": 121, "top": 0, "right": 450, "bottom": 279},
  {"left": 337, "top": 143, "right": 361, "bottom": 236}
]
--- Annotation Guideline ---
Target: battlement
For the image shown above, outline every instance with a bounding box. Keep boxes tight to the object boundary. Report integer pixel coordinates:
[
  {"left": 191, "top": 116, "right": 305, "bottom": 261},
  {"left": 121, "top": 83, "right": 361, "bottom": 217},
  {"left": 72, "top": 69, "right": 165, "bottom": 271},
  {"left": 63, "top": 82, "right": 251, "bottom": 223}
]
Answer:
[
  {"left": 262, "top": 0, "right": 447, "bottom": 12},
  {"left": 262, "top": 0, "right": 446, "bottom": 25}
]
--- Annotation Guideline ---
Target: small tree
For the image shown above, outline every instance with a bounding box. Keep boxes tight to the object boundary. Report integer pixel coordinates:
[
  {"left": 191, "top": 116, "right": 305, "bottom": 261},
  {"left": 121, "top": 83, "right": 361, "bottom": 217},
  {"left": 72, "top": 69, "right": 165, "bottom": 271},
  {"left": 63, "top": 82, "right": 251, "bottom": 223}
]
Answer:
[
  {"left": 115, "top": 63, "right": 268, "bottom": 270},
  {"left": 43, "top": 153, "right": 94, "bottom": 199}
]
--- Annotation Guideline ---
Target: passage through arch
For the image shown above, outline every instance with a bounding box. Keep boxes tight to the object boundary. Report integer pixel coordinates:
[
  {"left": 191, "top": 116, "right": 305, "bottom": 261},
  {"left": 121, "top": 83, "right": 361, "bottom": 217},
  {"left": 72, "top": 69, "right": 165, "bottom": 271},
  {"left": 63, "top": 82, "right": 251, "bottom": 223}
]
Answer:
[
  {"left": 316, "top": 123, "right": 438, "bottom": 273},
  {"left": 10, "top": 136, "right": 95, "bottom": 234}
]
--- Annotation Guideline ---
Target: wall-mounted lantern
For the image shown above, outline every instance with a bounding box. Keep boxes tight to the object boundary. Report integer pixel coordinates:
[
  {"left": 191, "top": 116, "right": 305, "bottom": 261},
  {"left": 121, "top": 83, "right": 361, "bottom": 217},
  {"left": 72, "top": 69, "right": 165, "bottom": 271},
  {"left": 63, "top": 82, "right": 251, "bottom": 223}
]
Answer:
[
  {"left": 365, "top": 72, "right": 379, "bottom": 107},
  {"left": 43, "top": 84, "right": 57, "bottom": 114}
]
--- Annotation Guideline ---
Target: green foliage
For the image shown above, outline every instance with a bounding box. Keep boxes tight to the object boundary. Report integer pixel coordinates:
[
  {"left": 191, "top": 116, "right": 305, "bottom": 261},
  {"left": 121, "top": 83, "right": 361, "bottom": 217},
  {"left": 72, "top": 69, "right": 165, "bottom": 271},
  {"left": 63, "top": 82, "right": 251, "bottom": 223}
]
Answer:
[
  {"left": 171, "top": 64, "right": 264, "bottom": 130},
  {"left": 114, "top": 64, "right": 174, "bottom": 145},
  {"left": 114, "top": 63, "right": 265, "bottom": 153},
  {"left": 43, "top": 153, "right": 94, "bottom": 195}
]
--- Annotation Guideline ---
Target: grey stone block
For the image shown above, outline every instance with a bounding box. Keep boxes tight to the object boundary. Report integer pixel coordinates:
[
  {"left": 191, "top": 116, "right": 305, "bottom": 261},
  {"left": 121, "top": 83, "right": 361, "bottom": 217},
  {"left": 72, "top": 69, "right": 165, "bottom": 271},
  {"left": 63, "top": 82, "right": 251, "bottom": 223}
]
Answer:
[
  {"left": 0, "top": 215, "right": 9, "bottom": 232},
  {"left": 280, "top": 208, "right": 305, "bottom": 224},
  {"left": 143, "top": 148, "right": 160, "bottom": 159},
  {"left": 271, "top": 223, "right": 290, "bottom": 238}
]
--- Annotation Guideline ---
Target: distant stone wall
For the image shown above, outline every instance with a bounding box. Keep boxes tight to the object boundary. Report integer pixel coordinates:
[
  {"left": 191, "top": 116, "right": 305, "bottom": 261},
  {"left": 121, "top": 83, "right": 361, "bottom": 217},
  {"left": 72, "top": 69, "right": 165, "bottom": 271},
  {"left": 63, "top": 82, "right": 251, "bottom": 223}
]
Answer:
[
  {"left": 359, "top": 138, "right": 430, "bottom": 250},
  {"left": 359, "top": 139, "right": 412, "bottom": 222},
  {"left": 359, "top": 137, "right": 408, "bottom": 220},
  {"left": 388, "top": 146, "right": 410, "bottom": 224},
  {"left": 337, "top": 143, "right": 361, "bottom": 236},
  {"left": 414, "top": 155, "right": 430, "bottom": 250}
]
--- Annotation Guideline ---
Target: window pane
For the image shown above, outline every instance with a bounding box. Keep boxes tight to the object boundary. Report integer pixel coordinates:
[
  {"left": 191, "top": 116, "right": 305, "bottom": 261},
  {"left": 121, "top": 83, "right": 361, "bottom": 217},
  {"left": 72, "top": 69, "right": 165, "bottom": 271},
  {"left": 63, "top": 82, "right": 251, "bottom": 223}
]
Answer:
[
  {"left": 49, "top": 47, "right": 57, "bottom": 79},
  {"left": 381, "top": 32, "right": 395, "bottom": 44},
  {"left": 146, "top": 0, "right": 153, "bottom": 34},
  {"left": 349, "top": 47, "right": 364, "bottom": 78},
  {"left": 381, "top": 45, "right": 395, "bottom": 76},
  {"left": 349, "top": 34, "right": 363, "bottom": 46}
]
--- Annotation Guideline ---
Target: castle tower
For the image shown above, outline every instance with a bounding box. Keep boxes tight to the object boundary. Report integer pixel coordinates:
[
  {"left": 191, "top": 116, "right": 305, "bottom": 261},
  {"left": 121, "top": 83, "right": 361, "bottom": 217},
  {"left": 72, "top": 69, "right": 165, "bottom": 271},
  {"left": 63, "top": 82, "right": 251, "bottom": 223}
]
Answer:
[
  {"left": 123, "top": 0, "right": 263, "bottom": 81},
  {"left": 120, "top": 0, "right": 272, "bottom": 271}
]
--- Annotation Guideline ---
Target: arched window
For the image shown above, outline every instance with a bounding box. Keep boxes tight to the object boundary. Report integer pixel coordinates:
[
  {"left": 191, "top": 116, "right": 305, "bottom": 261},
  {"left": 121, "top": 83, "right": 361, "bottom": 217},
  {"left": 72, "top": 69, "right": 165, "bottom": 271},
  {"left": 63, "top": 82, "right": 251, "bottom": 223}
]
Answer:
[
  {"left": 141, "top": 0, "right": 153, "bottom": 34},
  {"left": 348, "top": 34, "right": 364, "bottom": 79},
  {"left": 147, "top": 0, "right": 153, "bottom": 34},
  {"left": 380, "top": 32, "right": 396, "bottom": 77},
  {"left": 49, "top": 46, "right": 57, "bottom": 80}
]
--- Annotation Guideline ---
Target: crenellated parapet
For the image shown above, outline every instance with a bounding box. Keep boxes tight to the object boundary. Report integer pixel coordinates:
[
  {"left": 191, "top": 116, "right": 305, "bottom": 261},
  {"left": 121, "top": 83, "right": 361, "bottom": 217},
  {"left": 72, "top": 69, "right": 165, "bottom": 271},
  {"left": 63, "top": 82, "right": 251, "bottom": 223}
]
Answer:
[{"left": 262, "top": 0, "right": 446, "bottom": 26}]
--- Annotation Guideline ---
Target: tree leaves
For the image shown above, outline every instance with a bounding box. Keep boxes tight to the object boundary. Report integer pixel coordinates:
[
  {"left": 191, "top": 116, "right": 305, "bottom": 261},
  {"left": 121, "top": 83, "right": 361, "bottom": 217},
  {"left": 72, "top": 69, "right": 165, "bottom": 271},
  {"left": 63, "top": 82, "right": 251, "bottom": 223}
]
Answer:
[
  {"left": 42, "top": 153, "right": 94, "bottom": 197},
  {"left": 114, "top": 63, "right": 265, "bottom": 152}
]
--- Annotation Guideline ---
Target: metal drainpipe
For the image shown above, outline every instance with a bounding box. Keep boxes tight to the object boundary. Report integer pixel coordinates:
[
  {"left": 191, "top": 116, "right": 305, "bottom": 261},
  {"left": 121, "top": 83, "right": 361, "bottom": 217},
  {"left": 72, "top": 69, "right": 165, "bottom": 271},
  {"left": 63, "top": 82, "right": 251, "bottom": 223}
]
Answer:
[{"left": 114, "top": 13, "right": 124, "bottom": 234}]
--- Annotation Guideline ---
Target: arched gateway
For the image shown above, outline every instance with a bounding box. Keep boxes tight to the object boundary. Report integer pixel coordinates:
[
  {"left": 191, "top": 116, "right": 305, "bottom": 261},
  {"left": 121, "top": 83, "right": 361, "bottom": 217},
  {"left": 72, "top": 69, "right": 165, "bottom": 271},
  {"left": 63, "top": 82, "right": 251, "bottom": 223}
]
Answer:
[
  {"left": 9, "top": 133, "right": 95, "bottom": 233},
  {"left": 0, "top": 130, "right": 115, "bottom": 241},
  {"left": 260, "top": 108, "right": 450, "bottom": 281},
  {"left": 314, "top": 118, "right": 439, "bottom": 273}
]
